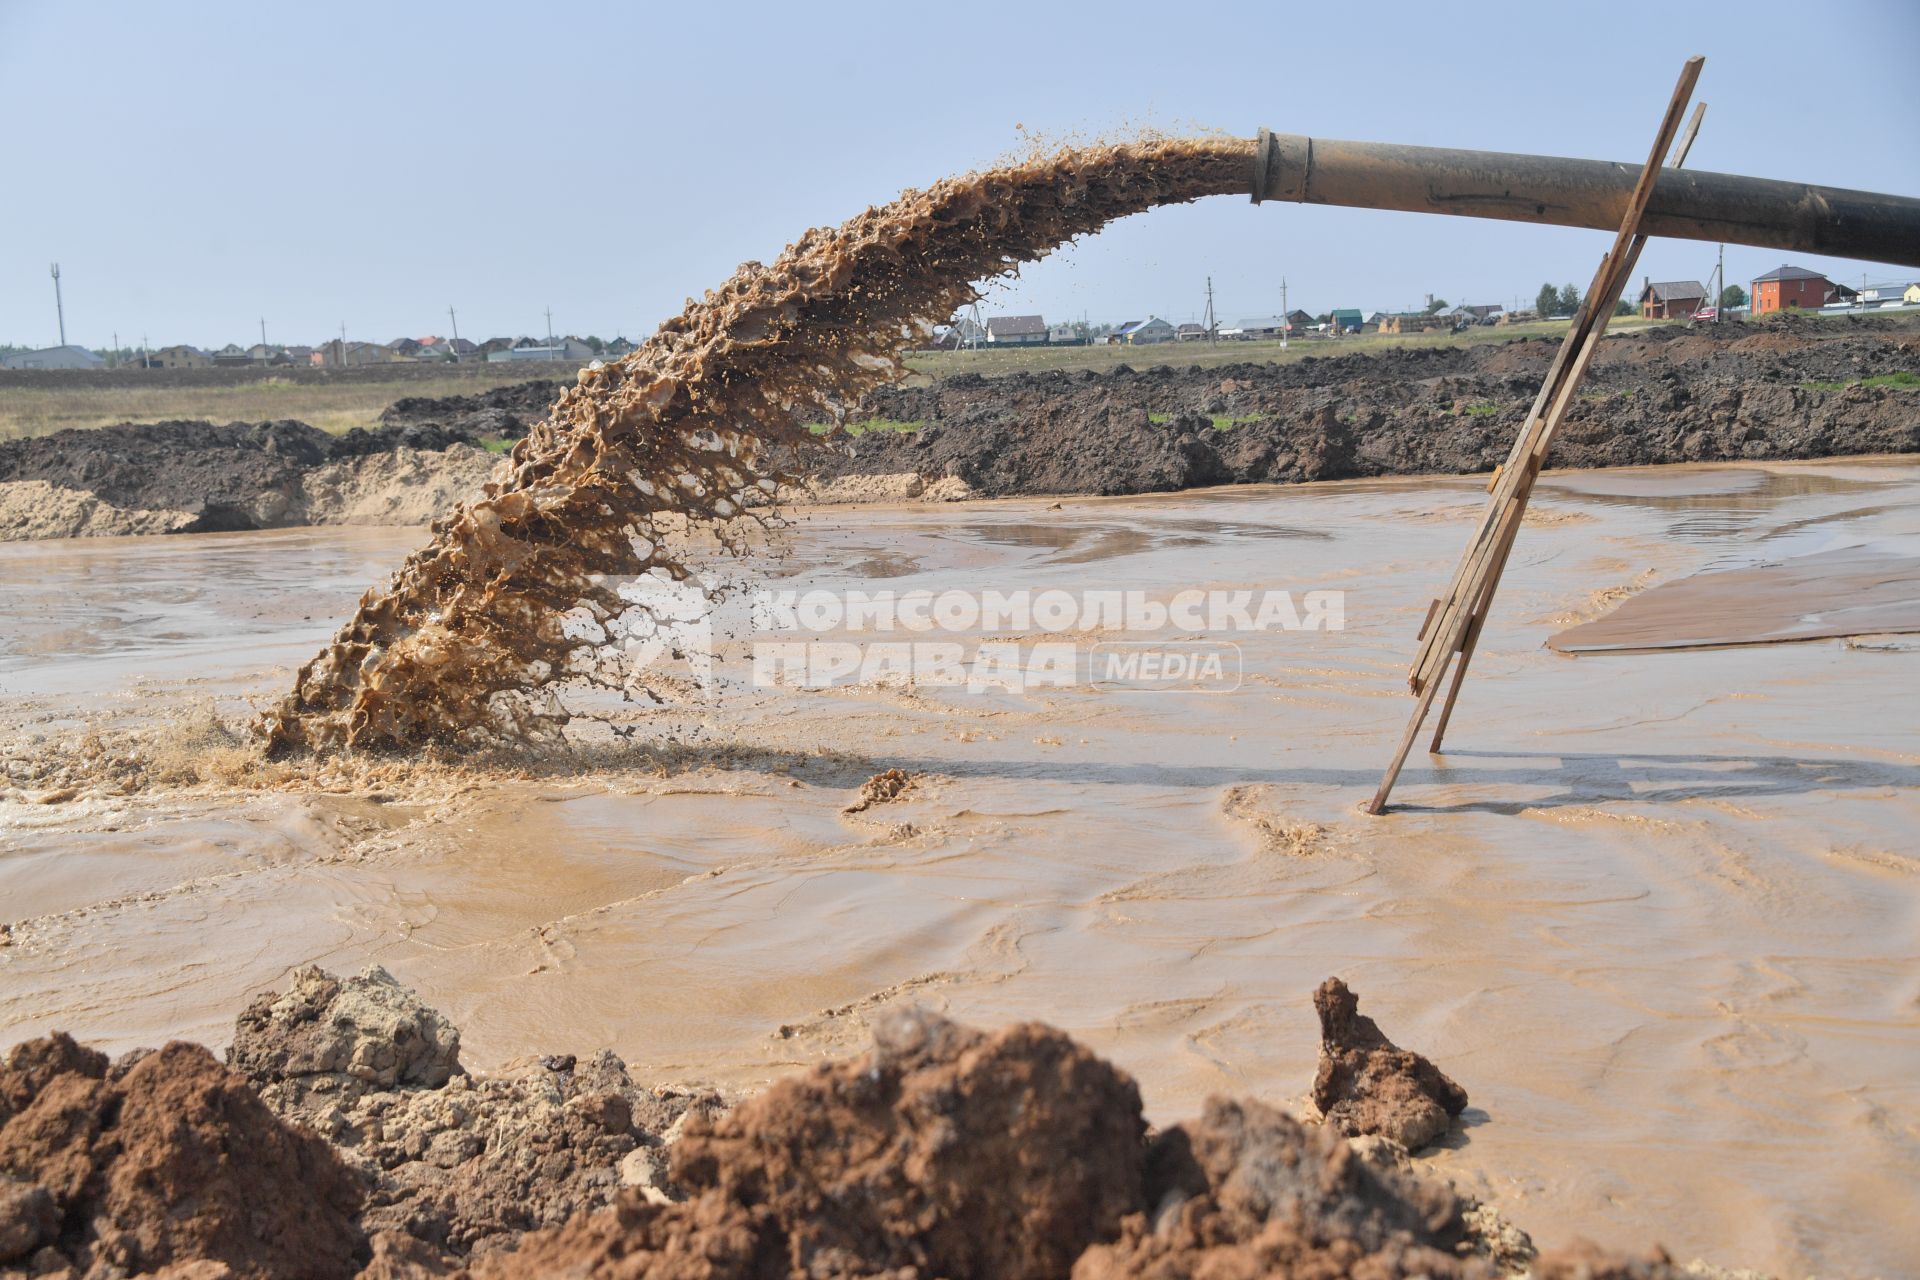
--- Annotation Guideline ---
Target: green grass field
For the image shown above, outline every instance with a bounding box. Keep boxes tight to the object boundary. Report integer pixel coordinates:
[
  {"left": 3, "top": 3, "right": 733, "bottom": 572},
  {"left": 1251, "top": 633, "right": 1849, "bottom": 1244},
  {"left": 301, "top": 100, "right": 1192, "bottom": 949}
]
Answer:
[
  {"left": 900, "top": 317, "right": 1645, "bottom": 381},
  {"left": 0, "top": 364, "right": 556, "bottom": 441}
]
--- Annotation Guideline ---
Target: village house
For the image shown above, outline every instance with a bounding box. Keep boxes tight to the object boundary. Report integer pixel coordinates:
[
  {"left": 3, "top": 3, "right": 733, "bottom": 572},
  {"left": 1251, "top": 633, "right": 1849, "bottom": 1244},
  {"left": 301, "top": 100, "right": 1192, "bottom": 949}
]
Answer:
[
  {"left": 0, "top": 344, "right": 104, "bottom": 370},
  {"left": 149, "top": 344, "right": 211, "bottom": 369},
  {"left": 1638, "top": 278, "right": 1707, "bottom": 320},
  {"left": 984, "top": 314, "right": 1048, "bottom": 346},
  {"left": 1858, "top": 281, "right": 1920, "bottom": 307},
  {"left": 211, "top": 343, "right": 254, "bottom": 367},
  {"left": 1175, "top": 323, "right": 1211, "bottom": 341},
  {"left": 1286, "top": 309, "right": 1315, "bottom": 331},
  {"left": 1327, "top": 309, "right": 1364, "bottom": 335},
  {"left": 1046, "top": 323, "right": 1083, "bottom": 346},
  {"left": 1110, "top": 317, "right": 1176, "bottom": 345},
  {"left": 1749, "top": 264, "right": 1842, "bottom": 315}
]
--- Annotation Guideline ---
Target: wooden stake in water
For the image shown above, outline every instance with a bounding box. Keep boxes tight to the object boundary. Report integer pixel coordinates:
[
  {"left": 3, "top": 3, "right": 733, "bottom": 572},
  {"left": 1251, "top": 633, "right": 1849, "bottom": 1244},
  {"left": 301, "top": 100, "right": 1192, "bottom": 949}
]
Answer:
[{"left": 1366, "top": 58, "right": 1706, "bottom": 816}]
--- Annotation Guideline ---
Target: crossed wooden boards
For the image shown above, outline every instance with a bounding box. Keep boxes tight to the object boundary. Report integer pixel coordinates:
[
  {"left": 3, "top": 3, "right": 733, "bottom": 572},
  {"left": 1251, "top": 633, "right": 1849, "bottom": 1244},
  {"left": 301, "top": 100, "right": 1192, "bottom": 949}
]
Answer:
[{"left": 1367, "top": 57, "right": 1707, "bottom": 815}]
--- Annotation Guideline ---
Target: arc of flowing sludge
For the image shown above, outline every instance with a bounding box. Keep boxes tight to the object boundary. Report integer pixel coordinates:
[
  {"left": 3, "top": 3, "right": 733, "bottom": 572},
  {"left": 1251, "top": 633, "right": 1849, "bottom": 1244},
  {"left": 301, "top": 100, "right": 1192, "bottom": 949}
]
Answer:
[{"left": 261, "top": 139, "right": 1254, "bottom": 754}]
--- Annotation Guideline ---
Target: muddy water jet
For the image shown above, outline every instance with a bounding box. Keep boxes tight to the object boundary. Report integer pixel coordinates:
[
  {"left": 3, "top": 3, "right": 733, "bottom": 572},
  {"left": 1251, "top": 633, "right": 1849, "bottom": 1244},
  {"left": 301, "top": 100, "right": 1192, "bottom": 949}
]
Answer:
[{"left": 263, "top": 138, "right": 1253, "bottom": 753}]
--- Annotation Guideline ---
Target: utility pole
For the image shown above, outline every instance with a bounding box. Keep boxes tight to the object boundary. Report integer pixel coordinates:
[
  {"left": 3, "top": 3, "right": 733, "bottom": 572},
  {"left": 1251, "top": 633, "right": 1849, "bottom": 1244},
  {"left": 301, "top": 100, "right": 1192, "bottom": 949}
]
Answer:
[
  {"left": 112, "top": 330, "right": 119, "bottom": 369},
  {"left": 50, "top": 264, "right": 66, "bottom": 346},
  {"left": 340, "top": 322, "right": 348, "bottom": 367},
  {"left": 1280, "top": 277, "right": 1289, "bottom": 351},
  {"left": 545, "top": 306, "right": 556, "bottom": 360},
  {"left": 260, "top": 316, "right": 268, "bottom": 347},
  {"left": 141, "top": 333, "right": 149, "bottom": 369},
  {"left": 1716, "top": 243, "right": 1725, "bottom": 323},
  {"left": 1203, "top": 276, "right": 1217, "bottom": 343},
  {"left": 448, "top": 304, "right": 460, "bottom": 351}
]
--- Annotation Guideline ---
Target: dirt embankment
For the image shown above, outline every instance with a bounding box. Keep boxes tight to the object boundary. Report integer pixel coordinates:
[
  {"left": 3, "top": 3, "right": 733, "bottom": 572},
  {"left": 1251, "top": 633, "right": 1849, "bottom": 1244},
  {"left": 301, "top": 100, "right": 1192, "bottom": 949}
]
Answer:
[
  {"left": 3, "top": 317, "right": 1912, "bottom": 542},
  {"left": 813, "top": 315, "right": 1920, "bottom": 498},
  {"left": 0, "top": 421, "right": 500, "bottom": 541},
  {"left": 0, "top": 966, "right": 1732, "bottom": 1280}
]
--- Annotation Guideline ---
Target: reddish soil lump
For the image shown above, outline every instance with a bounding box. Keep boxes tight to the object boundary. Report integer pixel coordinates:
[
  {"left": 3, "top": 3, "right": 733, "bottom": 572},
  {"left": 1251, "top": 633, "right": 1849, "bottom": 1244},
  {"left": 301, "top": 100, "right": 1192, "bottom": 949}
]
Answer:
[
  {"left": 1312, "top": 977, "right": 1470, "bottom": 1152},
  {"left": 0, "top": 1036, "right": 366, "bottom": 1278},
  {"left": 467, "top": 1010, "right": 1487, "bottom": 1280}
]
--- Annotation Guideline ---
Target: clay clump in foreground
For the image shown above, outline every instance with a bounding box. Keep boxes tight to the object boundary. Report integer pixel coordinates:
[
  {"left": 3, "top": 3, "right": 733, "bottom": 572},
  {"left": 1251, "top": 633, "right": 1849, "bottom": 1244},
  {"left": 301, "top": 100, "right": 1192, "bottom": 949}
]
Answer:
[
  {"left": 0, "top": 973, "right": 1720, "bottom": 1280},
  {"left": 226, "top": 966, "right": 724, "bottom": 1261},
  {"left": 465, "top": 1008, "right": 1487, "bottom": 1280},
  {"left": 0, "top": 1033, "right": 366, "bottom": 1278},
  {"left": 1313, "top": 976, "right": 1471, "bottom": 1151}
]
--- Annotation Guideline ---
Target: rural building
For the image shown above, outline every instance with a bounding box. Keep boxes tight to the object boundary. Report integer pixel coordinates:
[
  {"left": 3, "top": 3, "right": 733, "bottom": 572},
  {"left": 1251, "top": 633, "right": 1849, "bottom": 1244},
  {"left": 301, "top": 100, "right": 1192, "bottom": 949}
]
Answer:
[
  {"left": 1285, "top": 309, "right": 1315, "bottom": 331},
  {"left": 1221, "top": 316, "right": 1288, "bottom": 339},
  {"left": 212, "top": 343, "right": 254, "bottom": 367},
  {"left": 150, "top": 344, "right": 211, "bottom": 369},
  {"left": 1449, "top": 303, "right": 1504, "bottom": 324},
  {"left": 1, "top": 344, "right": 104, "bottom": 370},
  {"left": 1110, "top": 318, "right": 1176, "bottom": 345},
  {"left": 1327, "top": 309, "right": 1364, "bottom": 334},
  {"left": 1638, "top": 279, "right": 1707, "bottom": 320},
  {"left": 488, "top": 337, "right": 594, "bottom": 363},
  {"left": 603, "top": 337, "right": 636, "bottom": 356},
  {"left": 314, "top": 340, "right": 405, "bottom": 367},
  {"left": 985, "top": 314, "right": 1048, "bottom": 345},
  {"left": 1175, "top": 323, "right": 1211, "bottom": 341},
  {"left": 1750, "top": 264, "right": 1840, "bottom": 315},
  {"left": 1046, "top": 323, "right": 1083, "bottom": 345},
  {"left": 388, "top": 337, "right": 425, "bottom": 357},
  {"left": 478, "top": 337, "right": 517, "bottom": 356},
  {"left": 1856, "top": 281, "right": 1919, "bottom": 307}
]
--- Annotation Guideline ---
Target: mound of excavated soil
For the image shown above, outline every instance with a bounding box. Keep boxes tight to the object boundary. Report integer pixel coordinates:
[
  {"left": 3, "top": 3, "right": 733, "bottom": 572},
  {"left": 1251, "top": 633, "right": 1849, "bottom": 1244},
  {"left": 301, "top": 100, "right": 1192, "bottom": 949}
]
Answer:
[
  {"left": 0, "top": 420, "right": 499, "bottom": 541},
  {"left": 814, "top": 317, "right": 1920, "bottom": 498},
  {"left": 469, "top": 1010, "right": 1480, "bottom": 1280},
  {"left": 379, "top": 381, "right": 565, "bottom": 439},
  {"left": 0, "top": 969, "right": 1726, "bottom": 1280},
  {"left": 0, "top": 1033, "right": 366, "bottom": 1278},
  {"left": 229, "top": 966, "right": 727, "bottom": 1264}
]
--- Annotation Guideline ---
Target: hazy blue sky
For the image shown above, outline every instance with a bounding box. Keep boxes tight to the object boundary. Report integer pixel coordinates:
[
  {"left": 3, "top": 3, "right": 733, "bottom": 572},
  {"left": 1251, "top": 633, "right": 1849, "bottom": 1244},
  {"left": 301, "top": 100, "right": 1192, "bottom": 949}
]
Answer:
[{"left": 3, "top": 1, "right": 1916, "bottom": 350}]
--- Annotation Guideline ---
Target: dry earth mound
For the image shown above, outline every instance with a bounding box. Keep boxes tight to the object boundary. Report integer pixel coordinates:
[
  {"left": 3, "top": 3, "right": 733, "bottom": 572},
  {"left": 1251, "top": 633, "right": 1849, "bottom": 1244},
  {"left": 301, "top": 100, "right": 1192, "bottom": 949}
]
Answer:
[
  {"left": 0, "top": 420, "right": 497, "bottom": 540},
  {"left": 0, "top": 972, "right": 1719, "bottom": 1279},
  {"left": 229, "top": 966, "right": 725, "bottom": 1264},
  {"left": 815, "top": 317, "right": 1920, "bottom": 498},
  {"left": 0, "top": 1033, "right": 366, "bottom": 1278}
]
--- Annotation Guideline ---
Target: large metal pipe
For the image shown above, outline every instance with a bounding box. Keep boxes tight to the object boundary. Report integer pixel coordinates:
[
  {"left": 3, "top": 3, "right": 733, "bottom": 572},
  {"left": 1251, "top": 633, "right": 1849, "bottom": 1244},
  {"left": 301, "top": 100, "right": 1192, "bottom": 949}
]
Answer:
[{"left": 1251, "top": 129, "right": 1920, "bottom": 268}]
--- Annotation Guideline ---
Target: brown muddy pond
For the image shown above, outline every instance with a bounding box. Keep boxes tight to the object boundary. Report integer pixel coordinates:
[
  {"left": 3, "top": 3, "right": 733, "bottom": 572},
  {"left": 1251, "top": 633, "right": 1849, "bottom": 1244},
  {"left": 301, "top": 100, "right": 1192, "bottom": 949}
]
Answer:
[{"left": 3, "top": 458, "right": 1918, "bottom": 1277}]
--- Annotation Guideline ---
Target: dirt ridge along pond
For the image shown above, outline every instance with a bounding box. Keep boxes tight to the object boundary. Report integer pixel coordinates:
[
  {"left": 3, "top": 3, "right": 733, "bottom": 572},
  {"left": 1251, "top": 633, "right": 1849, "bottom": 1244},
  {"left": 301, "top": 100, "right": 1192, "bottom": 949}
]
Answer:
[{"left": 2, "top": 315, "right": 1911, "bottom": 544}]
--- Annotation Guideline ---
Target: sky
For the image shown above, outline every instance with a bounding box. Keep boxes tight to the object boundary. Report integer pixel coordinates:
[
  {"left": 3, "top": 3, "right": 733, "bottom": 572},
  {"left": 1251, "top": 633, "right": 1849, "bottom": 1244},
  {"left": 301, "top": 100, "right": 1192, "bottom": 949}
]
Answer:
[{"left": 2, "top": 1, "right": 1916, "bottom": 351}]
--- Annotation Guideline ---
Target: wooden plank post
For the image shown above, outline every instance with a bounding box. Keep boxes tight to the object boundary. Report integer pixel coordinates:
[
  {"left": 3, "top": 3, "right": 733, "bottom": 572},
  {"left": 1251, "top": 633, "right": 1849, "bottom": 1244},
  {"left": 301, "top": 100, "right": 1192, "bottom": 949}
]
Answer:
[
  {"left": 1366, "top": 59, "right": 1705, "bottom": 816},
  {"left": 1428, "top": 101, "right": 1706, "bottom": 754}
]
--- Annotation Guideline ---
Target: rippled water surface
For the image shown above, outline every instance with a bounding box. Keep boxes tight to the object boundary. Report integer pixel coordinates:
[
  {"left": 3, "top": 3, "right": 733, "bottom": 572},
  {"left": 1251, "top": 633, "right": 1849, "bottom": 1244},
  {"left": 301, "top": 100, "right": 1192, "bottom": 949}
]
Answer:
[{"left": 3, "top": 458, "right": 1917, "bottom": 1276}]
